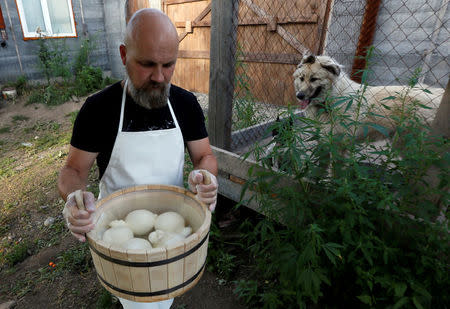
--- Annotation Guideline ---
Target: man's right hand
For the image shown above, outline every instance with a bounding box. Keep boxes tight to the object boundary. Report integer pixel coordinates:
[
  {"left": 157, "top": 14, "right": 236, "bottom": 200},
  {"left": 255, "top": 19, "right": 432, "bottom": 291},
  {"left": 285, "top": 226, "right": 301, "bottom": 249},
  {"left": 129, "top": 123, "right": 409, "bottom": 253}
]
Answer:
[{"left": 62, "top": 191, "right": 96, "bottom": 242}]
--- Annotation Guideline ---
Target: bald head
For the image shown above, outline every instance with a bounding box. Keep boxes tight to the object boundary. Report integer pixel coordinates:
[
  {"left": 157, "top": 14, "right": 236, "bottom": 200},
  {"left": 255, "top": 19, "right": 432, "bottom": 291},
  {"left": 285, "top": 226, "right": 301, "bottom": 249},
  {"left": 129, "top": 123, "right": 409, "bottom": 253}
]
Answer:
[{"left": 124, "top": 9, "right": 179, "bottom": 51}]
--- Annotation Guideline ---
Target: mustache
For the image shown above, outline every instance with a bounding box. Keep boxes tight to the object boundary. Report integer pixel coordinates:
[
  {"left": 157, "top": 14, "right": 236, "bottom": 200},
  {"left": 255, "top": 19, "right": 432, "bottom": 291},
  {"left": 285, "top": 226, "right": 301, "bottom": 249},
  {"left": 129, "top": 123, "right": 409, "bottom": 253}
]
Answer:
[{"left": 139, "top": 81, "right": 165, "bottom": 91}]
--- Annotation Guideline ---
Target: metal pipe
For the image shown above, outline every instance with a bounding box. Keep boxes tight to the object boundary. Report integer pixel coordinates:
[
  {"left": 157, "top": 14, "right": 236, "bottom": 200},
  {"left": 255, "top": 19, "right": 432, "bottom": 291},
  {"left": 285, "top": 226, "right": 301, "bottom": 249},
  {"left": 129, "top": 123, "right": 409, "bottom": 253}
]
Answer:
[{"left": 350, "top": 0, "right": 382, "bottom": 83}]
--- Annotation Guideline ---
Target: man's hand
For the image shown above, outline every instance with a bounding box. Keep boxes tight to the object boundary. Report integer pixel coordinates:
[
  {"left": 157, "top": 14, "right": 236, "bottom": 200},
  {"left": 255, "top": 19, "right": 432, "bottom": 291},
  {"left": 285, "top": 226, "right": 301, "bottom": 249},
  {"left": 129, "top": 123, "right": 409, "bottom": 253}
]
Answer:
[
  {"left": 188, "top": 169, "right": 218, "bottom": 212},
  {"left": 62, "top": 191, "right": 96, "bottom": 242}
]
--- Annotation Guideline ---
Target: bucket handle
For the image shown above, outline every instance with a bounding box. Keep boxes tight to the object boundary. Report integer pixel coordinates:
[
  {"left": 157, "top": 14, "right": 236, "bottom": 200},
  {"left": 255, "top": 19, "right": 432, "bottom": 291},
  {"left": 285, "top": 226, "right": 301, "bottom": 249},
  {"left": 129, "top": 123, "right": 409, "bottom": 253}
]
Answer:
[
  {"left": 199, "top": 170, "right": 211, "bottom": 185},
  {"left": 74, "top": 189, "right": 86, "bottom": 211}
]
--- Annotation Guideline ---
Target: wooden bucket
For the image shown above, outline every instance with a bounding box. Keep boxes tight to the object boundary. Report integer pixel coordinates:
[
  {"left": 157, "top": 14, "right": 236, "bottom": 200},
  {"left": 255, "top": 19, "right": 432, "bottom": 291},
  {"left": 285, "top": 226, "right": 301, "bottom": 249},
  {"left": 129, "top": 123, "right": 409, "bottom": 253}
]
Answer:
[{"left": 86, "top": 185, "right": 211, "bottom": 302}]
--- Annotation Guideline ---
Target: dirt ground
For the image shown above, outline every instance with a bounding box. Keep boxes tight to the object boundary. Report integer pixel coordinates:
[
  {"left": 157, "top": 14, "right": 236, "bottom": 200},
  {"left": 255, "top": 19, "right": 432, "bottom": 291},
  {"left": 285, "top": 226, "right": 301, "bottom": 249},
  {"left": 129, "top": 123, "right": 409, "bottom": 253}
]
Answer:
[{"left": 0, "top": 95, "right": 249, "bottom": 309}]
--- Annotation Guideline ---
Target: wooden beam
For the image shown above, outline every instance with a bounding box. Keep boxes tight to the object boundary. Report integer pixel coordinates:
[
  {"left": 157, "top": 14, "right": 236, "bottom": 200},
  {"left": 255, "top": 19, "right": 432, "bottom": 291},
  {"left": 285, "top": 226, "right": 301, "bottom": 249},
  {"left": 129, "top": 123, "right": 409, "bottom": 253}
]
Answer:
[
  {"left": 208, "top": 0, "right": 239, "bottom": 150},
  {"left": 241, "top": 0, "right": 310, "bottom": 55},
  {"left": 178, "top": 49, "right": 302, "bottom": 65},
  {"left": 175, "top": 15, "right": 318, "bottom": 28},
  {"left": 163, "top": 0, "right": 205, "bottom": 5}
]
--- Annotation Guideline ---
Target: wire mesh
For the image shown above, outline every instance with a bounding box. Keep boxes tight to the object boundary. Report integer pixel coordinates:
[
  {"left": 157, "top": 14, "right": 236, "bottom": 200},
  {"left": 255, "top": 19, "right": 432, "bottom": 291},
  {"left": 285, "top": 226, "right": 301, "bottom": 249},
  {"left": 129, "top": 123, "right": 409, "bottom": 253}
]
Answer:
[{"left": 225, "top": 0, "right": 449, "bottom": 153}]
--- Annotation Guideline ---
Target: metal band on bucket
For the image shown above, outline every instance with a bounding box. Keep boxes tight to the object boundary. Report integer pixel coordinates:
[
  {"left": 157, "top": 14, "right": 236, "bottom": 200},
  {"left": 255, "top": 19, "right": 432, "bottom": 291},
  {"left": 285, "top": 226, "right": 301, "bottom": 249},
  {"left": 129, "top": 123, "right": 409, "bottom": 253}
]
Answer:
[
  {"left": 88, "top": 232, "right": 209, "bottom": 267},
  {"left": 97, "top": 260, "right": 206, "bottom": 297}
]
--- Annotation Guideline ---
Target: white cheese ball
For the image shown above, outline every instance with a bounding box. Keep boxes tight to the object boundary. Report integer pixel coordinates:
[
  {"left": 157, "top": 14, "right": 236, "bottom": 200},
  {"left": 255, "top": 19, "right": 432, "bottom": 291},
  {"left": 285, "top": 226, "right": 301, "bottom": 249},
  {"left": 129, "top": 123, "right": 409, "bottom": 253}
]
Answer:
[
  {"left": 102, "top": 226, "right": 133, "bottom": 246},
  {"left": 180, "top": 226, "right": 192, "bottom": 238},
  {"left": 123, "top": 238, "right": 153, "bottom": 250},
  {"left": 109, "top": 219, "right": 129, "bottom": 228},
  {"left": 125, "top": 209, "right": 157, "bottom": 236},
  {"left": 155, "top": 211, "right": 185, "bottom": 233},
  {"left": 148, "top": 230, "right": 185, "bottom": 248}
]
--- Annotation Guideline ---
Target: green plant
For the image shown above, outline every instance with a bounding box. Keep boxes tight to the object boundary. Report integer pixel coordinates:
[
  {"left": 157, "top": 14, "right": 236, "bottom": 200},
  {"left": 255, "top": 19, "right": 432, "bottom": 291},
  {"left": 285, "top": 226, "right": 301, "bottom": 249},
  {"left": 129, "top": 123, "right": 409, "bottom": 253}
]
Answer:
[
  {"left": 233, "top": 45, "right": 268, "bottom": 130},
  {"left": 237, "top": 51, "right": 449, "bottom": 308},
  {"left": 95, "top": 288, "right": 115, "bottom": 309},
  {"left": 56, "top": 242, "right": 92, "bottom": 274},
  {"left": 2, "top": 241, "right": 30, "bottom": 266},
  {"left": 0, "top": 126, "right": 10, "bottom": 134},
  {"left": 65, "top": 111, "right": 79, "bottom": 125},
  {"left": 74, "top": 66, "right": 103, "bottom": 96},
  {"left": 12, "top": 115, "right": 29, "bottom": 123},
  {"left": 36, "top": 36, "right": 71, "bottom": 85}
]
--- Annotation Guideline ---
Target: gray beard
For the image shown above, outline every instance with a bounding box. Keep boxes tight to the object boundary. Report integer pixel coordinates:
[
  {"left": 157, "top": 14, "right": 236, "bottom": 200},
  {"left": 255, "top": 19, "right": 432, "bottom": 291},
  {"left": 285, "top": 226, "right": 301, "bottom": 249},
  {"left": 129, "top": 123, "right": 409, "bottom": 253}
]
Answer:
[{"left": 126, "top": 76, "right": 170, "bottom": 110}]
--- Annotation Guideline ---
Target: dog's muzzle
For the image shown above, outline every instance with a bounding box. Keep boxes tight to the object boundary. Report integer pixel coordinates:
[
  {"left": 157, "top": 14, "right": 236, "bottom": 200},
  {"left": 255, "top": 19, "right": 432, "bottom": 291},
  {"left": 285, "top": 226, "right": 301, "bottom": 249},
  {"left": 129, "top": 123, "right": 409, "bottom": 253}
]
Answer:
[{"left": 296, "top": 92, "right": 310, "bottom": 110}]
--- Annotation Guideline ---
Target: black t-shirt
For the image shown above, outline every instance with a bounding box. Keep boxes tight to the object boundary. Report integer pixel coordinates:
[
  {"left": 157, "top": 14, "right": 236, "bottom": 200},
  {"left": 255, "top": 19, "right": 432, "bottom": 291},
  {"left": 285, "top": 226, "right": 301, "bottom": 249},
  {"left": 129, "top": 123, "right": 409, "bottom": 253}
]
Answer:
[{"left": 71, "top": 81, "right": 207, "bottom": 178}]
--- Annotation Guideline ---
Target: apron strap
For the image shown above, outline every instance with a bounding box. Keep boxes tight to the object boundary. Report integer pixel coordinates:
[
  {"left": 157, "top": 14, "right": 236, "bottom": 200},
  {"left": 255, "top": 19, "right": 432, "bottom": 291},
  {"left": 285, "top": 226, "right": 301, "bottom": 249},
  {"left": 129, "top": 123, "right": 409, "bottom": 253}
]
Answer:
[{"left": 118, "top": 79, "right": 128, "bottom": 134}]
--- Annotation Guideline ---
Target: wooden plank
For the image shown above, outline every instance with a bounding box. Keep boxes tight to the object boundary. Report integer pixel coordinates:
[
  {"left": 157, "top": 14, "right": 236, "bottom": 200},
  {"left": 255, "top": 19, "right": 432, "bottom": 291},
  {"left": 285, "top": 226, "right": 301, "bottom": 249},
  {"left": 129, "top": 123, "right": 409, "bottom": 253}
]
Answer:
[
  {"left": 175, "top": 15, "right": 318, "bottom": 28},
  {"left": 164, "top": 0, "right": 205, "bottom": 5},
  {"left": 240, "top": 0, "right": 310, "bottom": 55},
  {"left": 179, "top": 50, "right": 302, "bottom": 64},
  {"left": 208, "top": 0, "right": 239, "bottom": 150}
]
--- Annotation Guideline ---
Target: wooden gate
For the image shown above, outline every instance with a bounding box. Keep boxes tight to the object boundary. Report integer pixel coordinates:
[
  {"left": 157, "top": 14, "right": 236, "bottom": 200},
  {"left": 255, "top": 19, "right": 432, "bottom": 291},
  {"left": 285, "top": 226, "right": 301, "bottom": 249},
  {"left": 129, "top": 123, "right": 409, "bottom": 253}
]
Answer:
[{"left": 164, "top": 0, "right": 332, "bottom": 105}]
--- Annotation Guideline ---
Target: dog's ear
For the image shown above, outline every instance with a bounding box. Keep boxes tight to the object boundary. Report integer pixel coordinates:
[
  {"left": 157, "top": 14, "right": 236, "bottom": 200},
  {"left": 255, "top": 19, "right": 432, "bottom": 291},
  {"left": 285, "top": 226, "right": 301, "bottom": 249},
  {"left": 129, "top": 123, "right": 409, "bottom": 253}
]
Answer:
[
  {"left": 322, "top": 64, "right": 340, "bottom": 76},
  {"left": 297, "top": 54, "right": 315, "bottom": 68},
  {"left": 303, "top": 54, "right": 316, "bottom": 65}
]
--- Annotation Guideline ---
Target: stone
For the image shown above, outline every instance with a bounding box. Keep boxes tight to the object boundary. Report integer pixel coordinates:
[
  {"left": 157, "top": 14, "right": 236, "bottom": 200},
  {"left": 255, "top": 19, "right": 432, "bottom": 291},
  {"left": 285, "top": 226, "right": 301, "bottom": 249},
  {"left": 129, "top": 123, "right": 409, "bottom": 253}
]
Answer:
[
  {"left": 44, "top": 217, "right": 55, "bottom": 226},
  {"left": 0, "top": 300, "right": 16, "bottom": 309}
]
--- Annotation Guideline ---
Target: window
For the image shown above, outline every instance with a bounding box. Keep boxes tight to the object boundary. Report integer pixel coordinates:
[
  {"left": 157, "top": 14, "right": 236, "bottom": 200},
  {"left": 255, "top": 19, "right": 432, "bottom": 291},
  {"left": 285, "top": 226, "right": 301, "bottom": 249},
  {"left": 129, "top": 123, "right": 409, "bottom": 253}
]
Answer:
[{"left": 16, "top": 0, "right": 76, "bottom": 39}]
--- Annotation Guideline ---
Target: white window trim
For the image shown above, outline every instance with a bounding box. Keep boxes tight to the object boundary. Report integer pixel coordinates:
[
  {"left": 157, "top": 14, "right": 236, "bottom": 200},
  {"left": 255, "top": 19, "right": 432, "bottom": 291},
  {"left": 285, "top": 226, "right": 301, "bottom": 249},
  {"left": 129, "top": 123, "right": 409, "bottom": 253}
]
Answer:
[{"left": 16, "top": 0, "right": 77, "bottom": 39}]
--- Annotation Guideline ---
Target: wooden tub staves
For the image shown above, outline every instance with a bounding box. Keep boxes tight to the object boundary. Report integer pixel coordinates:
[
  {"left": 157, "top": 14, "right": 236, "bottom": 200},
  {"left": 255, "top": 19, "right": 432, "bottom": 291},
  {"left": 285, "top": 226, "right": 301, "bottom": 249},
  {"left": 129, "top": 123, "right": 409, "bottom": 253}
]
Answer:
[{"left": 85, "top": 185, "right": 211, "bottom": 302}]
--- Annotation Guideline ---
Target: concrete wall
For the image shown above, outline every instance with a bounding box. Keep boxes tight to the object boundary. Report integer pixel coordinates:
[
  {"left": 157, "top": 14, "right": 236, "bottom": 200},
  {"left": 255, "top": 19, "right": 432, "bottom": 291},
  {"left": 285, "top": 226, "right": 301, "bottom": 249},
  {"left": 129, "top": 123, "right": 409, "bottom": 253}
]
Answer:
[
  {"left": 103, "top": 0, "right": 127, "bottom": 79},
  {"left": 324, "top": 0, "right": 449, "bottom": 88},
  {"left": 0, "top": 0, "right": 110, "bottom": 83}
]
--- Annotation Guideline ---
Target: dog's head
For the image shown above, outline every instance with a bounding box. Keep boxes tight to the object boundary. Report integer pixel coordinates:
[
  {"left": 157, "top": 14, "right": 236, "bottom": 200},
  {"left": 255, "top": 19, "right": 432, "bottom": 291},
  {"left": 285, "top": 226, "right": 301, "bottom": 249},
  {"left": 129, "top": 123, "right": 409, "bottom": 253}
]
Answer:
[{"left": 293, "top": 54, "right": 341, "bottom": 110}]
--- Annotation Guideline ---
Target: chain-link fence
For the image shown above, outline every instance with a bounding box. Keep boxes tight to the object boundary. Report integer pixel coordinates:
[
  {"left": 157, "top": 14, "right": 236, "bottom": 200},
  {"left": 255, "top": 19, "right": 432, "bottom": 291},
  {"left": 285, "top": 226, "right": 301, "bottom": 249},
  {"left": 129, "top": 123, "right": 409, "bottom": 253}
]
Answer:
[{"left": 209, "top": 0, "right": 448, "bottom": 153}]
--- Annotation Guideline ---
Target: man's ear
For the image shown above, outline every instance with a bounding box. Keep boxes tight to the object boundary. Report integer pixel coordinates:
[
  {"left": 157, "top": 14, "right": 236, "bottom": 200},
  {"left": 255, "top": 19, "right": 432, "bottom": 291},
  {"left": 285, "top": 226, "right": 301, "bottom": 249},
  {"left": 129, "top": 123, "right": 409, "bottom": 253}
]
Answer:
[
  {"left": 322, "top": 64, "right": 340, "bottom": 76},
  {"left": 119, "top": 44, "right": 127, "bottom": 65}
]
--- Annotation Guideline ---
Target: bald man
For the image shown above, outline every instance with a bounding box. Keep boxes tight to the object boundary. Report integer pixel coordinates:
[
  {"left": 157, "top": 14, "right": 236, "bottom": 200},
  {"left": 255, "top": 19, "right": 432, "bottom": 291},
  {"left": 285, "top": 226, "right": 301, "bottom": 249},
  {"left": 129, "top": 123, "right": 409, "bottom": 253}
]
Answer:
[{"left": 58, "top": 9, "right": 218, "bottom": 308}]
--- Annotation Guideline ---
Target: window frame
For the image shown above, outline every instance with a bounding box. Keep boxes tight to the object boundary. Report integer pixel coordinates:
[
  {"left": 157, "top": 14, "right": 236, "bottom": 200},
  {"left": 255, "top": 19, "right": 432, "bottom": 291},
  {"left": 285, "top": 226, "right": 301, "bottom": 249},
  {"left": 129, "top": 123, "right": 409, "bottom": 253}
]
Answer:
[{"left": 15, "top": 0, "right": 77, "bottom": 40}]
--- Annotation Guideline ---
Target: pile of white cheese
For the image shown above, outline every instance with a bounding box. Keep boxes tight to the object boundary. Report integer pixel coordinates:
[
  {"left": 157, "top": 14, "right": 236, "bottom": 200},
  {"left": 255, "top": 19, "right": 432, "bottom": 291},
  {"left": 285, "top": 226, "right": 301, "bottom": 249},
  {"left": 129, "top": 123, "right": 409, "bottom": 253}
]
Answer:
[{"left": 102, "top": 209, "right": 192, "bottom": 250}]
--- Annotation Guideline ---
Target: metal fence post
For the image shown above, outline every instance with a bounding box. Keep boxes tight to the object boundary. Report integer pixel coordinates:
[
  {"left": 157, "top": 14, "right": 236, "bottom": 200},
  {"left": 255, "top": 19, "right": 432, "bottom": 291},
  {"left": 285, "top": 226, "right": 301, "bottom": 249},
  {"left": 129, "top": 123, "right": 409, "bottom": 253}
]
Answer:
[{"left": 208, "top": 0, "right": 239, "bottom": 150}]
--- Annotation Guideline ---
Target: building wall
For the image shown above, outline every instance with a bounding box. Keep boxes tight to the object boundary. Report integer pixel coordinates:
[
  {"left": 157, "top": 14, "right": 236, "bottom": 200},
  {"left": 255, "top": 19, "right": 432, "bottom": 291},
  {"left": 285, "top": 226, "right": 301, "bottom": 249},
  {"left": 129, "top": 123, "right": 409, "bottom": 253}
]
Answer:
[
  {"left": 0, "top": 0, "right": 110, "bottom": 83},
  {"left": 324, "top": 0, "right": 449, "bottom": 88}
]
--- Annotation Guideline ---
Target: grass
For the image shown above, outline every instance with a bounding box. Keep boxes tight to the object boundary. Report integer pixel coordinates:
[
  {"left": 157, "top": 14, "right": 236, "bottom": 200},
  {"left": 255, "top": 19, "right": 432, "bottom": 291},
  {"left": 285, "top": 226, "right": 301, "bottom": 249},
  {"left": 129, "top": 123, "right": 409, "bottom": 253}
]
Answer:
[
  {"left": 1, "top": 241, "right": 30, "bottom": 267},
  {"left": 12, "top": 115, "right": 30, "bottom": 123},
  {"left": 0, "top": 126, "right": 10, "bottom": 134}
]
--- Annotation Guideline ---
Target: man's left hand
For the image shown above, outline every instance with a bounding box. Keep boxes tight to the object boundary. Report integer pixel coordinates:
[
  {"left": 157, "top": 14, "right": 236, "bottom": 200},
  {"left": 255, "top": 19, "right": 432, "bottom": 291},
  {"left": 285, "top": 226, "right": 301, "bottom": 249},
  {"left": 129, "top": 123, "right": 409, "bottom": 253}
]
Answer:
[{"left": 188, "top": 169, "right": 218, "bottom": 212}]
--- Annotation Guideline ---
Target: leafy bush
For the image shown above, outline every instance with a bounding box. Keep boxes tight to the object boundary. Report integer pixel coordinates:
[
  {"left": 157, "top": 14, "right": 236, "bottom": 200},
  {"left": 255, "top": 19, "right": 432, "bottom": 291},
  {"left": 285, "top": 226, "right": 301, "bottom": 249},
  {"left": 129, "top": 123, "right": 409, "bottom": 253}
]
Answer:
[
  {"left": 1, "top": 241, "right": 30, "bottom": 266},
  {"left": 74, "top": 66, "right": 104, "bottom": 97},
  {"left": 57, "top": 242, "right": 91, "bottom": 274},
  {"left": 237, "top": 64, "right": 449, "bottom": 308}
]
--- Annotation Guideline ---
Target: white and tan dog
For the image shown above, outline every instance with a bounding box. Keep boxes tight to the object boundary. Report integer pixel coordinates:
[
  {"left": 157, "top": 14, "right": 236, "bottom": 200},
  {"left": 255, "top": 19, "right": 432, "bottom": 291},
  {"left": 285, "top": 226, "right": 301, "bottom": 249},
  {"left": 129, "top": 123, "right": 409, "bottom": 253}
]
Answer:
[{"left": 293, "top": 54, "right": 444, "bottom": 141}]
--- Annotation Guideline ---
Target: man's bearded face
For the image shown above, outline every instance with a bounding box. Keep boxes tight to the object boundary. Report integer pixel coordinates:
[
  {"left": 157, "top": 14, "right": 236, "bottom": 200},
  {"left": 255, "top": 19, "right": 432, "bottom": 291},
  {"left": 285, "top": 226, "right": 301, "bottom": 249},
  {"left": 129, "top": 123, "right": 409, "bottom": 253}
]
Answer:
[{"left": 126, "top": 72, "right": 170, "bottom": 110}]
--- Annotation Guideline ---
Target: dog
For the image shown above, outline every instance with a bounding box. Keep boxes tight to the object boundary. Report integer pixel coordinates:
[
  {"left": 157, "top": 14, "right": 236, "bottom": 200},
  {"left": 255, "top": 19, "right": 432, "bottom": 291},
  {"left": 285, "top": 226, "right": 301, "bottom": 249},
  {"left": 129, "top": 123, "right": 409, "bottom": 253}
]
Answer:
[
  {"left": 293, "top": 54, "right": 444, "bottom": 141},
  {"left": 263, "top": 54, "right": 444, "bottom": 172}
]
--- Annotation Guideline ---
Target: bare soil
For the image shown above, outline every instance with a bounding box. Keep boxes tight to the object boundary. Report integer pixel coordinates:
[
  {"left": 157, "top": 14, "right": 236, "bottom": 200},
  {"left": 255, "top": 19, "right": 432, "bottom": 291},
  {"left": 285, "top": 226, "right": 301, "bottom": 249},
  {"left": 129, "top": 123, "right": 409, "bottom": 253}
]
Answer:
[{"left": 0, "top": 95, "right": 248, "bottom": 309}]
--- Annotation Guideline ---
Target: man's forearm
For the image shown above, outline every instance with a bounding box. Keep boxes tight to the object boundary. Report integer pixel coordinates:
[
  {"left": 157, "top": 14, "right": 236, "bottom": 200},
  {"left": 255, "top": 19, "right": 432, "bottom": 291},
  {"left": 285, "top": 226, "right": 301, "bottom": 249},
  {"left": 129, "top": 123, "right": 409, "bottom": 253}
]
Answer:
[
  {"left": 57, "top": 166, "right": 88, "bottom": 201},
  {"left": 193, "top": 154, "right": 218, "bottom": 176}
]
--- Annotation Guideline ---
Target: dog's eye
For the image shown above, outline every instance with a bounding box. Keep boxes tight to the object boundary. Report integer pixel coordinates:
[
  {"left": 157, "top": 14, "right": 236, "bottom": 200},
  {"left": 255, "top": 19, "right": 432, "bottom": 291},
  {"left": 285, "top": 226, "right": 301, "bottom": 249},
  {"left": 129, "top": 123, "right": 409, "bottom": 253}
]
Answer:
[{"left": 310, "top": 77, "right": 318, "bottom": 82}]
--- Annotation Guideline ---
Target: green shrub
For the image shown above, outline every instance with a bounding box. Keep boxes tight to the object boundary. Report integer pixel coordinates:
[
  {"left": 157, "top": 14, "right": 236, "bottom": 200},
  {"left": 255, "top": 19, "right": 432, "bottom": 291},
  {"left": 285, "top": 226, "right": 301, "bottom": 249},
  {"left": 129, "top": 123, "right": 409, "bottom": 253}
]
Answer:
[
  {"left": 2, "top": 241, "right": 30, "bottom": 266},
  {"left": 57, "top": 242, "right": 92, "bottom": 274},
  {"left": 74, "top": 66, "right": 103, "bottom": 96},
  {"left": 237, "top": 58, "right": 449, "bottom": 308}
]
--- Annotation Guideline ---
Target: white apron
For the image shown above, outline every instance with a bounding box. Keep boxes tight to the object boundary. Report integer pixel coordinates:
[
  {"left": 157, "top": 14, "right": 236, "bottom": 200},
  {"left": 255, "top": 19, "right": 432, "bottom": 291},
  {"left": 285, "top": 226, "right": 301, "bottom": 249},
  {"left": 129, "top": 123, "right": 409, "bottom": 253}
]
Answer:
[
  {"left": 98, "top": 79, "right": 184, "bottom": 200},
  {"left": 98, "top": 80, "right": 183, "bottom": 309}
]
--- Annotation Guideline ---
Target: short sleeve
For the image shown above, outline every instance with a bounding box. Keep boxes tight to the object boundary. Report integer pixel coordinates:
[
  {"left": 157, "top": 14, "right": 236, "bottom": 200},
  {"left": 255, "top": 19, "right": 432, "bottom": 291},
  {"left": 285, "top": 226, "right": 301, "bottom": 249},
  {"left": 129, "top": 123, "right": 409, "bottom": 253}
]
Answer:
[{"left": 70, "top": 97, "right": 104, "bottom": 152}]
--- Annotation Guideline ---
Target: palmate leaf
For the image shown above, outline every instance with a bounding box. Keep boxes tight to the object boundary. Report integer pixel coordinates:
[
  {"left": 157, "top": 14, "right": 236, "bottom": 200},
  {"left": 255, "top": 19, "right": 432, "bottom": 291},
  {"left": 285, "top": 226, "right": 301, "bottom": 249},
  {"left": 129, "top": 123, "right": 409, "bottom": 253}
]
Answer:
[
  {"left": 357, "top": 295, "right": 372, "bottom": 305},
  {"left": 322, "top": 242, "right": 344, "bottom": 266},
  {"left": 393, "top": 282, "right": 407, "bottom": 297},
  {"left": 364, "top": 122, "right": 390, "bottom": 137},
  {"left": 382, "top": 95, "right": 397, "bottom": 101},
  {"left": 393, "top": 296, "right": 409, "bottom": 309}
]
